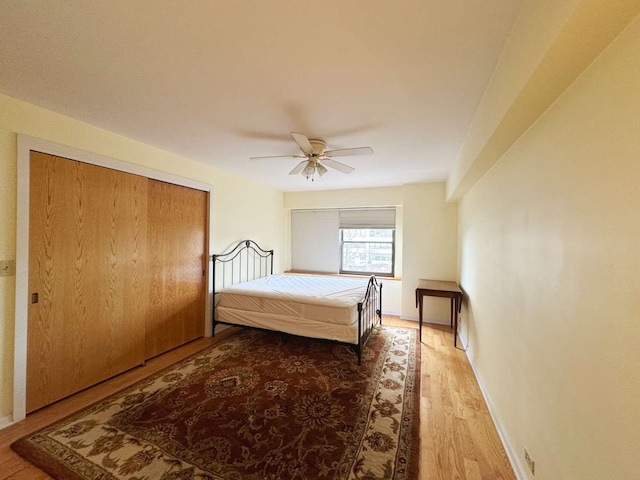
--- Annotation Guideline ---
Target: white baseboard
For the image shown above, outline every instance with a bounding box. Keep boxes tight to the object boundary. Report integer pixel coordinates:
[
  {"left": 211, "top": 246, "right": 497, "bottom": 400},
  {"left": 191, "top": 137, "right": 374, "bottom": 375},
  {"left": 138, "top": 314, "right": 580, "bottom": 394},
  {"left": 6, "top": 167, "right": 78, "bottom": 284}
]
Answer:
[
  {"left": 399, "top": 315, "right": 450, "bottom": 326},
  {"left": 0, "top": 414, "right": 14, "bottom": 430},
  {"left": 457, "top": 326, "right": 469, "bottom": 350},
  {"left": 213, "top": 323, "right": 231, "bottom": 333},
  {"left": 462, "top": 341, "right": 529, "bottom": 480}
]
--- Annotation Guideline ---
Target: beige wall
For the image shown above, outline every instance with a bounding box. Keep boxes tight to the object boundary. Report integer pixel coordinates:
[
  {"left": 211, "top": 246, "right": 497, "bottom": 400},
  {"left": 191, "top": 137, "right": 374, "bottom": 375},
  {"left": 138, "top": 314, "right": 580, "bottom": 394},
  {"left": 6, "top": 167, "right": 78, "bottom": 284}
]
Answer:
[
  {"left": 284, "top": 183, "right": 459, "bottom": 321},
  {"left": 401, "top": 183, "right": 458, "bottom": 322},
  {"left": 0, "top": 94, "right": 286, "bottom": 422},
  {"left": 447, "top": 0, "right": 640, "bottom": 201},
  {"left": 457, "top": 14, "right": 640, "bottom": 480},
  {"left": 447, "top": 0, "right": 576, "bottom": 200},
  {"left": 283, "top": 186, "right": 403, "bottom": 211}
]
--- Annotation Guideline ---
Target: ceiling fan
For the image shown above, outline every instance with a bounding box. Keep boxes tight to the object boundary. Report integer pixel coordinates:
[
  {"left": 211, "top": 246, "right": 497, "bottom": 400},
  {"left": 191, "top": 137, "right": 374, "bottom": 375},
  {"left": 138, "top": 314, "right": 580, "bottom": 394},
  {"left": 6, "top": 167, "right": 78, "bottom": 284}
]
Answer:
[{"left": 250, "top": 132, "right": 374, "bottom": 180}]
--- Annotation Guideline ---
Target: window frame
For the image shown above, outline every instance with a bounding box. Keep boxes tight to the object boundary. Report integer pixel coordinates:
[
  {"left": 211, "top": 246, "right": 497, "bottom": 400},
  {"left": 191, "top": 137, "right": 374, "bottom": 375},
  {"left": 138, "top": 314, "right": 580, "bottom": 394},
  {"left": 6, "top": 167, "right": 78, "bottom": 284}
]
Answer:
[{"left": 339, "top": 228, "right": 395, "bottom": 277}]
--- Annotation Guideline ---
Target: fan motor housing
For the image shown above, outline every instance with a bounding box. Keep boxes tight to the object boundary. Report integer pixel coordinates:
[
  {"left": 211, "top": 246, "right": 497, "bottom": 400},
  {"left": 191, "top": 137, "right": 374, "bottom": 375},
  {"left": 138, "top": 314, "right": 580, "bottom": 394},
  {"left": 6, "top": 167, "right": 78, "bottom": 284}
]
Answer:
[{"left": 308, "top": 139, "right": 327, "bottom": 156}]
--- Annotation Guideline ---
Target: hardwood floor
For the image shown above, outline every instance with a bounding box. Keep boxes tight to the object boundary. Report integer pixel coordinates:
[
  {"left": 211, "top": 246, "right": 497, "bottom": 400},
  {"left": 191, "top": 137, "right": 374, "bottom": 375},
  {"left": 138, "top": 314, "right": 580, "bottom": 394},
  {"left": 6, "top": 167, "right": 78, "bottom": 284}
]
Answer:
[
  {"left": 0, "top": 318, "right": 515, "bottom": 480},
  {"left": 385, "top": 317, "right": 515, "bottom": 480}
]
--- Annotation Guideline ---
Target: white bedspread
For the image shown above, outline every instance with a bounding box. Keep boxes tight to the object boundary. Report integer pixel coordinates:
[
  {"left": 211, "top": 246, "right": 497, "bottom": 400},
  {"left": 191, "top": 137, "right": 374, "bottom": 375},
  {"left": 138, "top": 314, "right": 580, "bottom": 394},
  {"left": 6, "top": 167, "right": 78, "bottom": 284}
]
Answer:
[
  {"left": 216, "top": 274, "right": 370, "bottom": 337},
  {"left": 220, "top": 274, "right": 367, "bottom": 307}
]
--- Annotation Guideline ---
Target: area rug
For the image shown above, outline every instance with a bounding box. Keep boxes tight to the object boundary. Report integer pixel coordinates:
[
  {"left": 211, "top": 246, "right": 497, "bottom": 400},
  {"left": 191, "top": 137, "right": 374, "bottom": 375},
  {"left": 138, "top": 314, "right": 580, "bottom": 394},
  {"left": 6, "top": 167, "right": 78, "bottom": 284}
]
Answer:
[{"left": 12, "top": 326, "right": 420, "bottom": 480}]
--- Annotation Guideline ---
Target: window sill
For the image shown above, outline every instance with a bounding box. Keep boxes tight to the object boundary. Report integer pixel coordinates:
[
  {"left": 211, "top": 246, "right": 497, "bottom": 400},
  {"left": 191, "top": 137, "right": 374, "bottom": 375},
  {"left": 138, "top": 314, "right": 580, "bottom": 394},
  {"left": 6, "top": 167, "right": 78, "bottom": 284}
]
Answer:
[{"left": 285, "top": 270, "right": 402, "bottom": 281}]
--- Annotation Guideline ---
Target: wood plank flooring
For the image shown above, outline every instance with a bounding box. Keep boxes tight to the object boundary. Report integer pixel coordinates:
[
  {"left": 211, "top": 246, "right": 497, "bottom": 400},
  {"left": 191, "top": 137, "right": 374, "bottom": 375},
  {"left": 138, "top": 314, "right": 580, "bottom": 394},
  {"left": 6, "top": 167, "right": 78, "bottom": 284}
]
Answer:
[
  {"left": 385, "top": 318, "right": 516, "bottom": 480},
  {"left": 0, "top": 318, "right": 515, "bottom": 480}
]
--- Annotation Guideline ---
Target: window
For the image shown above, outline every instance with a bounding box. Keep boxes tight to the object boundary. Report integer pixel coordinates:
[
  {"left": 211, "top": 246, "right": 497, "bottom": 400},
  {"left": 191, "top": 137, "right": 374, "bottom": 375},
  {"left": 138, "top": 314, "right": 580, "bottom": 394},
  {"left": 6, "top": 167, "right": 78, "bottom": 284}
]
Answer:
[
  {"left": 290, "top": 207, "right": 396, "bottom": 276},
  {"left": 340, "top": 228, "right": 395, "bottom": 276}
]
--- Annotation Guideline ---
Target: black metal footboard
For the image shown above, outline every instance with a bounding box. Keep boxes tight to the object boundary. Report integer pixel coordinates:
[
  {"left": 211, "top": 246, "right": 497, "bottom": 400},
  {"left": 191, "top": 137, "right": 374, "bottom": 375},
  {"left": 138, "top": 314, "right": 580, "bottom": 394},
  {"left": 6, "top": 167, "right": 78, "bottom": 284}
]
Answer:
[{"left": 356, "top": 275, "right": 383, "bottom": 364}]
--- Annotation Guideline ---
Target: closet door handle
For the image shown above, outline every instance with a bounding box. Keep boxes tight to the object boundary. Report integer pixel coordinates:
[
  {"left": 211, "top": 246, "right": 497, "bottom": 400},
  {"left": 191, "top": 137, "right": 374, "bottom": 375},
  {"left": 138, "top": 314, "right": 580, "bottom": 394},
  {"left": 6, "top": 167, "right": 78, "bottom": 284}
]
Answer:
[{"left": 31, "top": 293, "right": 39, "bottom": 304}]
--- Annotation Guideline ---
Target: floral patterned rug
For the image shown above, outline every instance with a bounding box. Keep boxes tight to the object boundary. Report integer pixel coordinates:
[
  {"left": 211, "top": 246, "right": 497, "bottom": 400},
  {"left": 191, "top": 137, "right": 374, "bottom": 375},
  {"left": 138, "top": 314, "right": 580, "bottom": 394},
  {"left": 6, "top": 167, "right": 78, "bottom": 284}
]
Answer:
[{"left": 12, "top": 326, "right": 420, "bottom": 480}]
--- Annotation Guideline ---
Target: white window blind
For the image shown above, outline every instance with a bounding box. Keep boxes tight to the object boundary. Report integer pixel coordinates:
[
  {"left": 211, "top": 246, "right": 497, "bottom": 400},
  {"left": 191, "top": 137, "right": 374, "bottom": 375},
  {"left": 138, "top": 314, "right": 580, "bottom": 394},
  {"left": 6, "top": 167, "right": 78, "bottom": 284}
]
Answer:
[
  {"left": 339, "top": 208, "right": 396, "bottom": 229},
  {"left": 291, "top": 208, "right": 396, "bottom": 273},
  {"left": 290, "top": 209, "right": 340, "bottom": 272}
]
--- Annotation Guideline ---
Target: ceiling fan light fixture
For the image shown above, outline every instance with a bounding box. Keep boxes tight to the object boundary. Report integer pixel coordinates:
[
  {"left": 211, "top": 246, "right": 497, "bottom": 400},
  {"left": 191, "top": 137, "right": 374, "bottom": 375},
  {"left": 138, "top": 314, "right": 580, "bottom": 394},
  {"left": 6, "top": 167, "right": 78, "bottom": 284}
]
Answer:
[
  {"left": 251, "top": 132, "right": 373, "bottom": 182},
  {"left": 303, "top": 163, "right": 316, "bottom": 179}
]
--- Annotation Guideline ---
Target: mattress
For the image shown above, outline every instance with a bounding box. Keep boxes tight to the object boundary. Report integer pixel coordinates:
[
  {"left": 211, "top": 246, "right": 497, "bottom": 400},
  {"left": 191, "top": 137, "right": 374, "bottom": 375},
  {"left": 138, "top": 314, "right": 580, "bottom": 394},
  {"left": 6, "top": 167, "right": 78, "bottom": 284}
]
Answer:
[{"left": 216, "top": 274, "right": 369, "bottom": 326}]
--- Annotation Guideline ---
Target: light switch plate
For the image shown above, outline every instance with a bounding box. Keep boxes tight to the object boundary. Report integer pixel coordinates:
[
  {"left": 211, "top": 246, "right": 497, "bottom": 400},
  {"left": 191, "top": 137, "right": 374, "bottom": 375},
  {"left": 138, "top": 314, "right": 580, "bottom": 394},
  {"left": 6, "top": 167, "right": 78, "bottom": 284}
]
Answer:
[{"left": 0, "top": 260, "right": 15, "bottom": 276}]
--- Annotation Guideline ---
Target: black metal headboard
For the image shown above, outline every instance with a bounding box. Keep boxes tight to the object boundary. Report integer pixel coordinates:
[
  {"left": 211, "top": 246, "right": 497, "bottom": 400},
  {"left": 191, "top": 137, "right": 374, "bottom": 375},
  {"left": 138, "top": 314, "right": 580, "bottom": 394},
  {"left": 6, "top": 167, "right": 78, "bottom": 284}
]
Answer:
[{"left": 211, "top": 239, "right": 274, "bottom": 292}]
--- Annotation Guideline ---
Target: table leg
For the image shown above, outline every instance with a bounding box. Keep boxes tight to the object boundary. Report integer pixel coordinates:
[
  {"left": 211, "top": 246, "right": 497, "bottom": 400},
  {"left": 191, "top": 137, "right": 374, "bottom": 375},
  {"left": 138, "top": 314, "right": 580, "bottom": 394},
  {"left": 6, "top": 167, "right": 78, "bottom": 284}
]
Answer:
[
  {"left": 454, "top": 294, "right": 460, "bottom": 347},
  {"left": 418, "top": 294, "right": 423, "bottom": 342},
  {"left": 450, "top": 298, "right": 454, "bottom": 328}
]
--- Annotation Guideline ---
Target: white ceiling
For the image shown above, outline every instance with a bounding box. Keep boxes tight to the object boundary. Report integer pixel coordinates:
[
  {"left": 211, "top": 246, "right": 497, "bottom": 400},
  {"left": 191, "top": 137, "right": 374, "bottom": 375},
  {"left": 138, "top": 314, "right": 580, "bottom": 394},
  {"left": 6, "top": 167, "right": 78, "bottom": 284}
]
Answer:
[{"left": 0, "top": 1, "right": 523, "bottom": 192}]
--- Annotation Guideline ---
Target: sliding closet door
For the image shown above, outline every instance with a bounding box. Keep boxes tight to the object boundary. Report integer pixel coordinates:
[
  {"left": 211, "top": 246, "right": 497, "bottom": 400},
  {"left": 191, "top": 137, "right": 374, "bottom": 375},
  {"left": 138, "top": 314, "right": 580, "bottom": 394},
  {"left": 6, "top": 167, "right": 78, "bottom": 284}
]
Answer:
[
  {"left": 27, "top": 152, "right": 148, "bottom": 412},
  {"left": 146, "top": 179, "right": 207, "bottom": 359}
]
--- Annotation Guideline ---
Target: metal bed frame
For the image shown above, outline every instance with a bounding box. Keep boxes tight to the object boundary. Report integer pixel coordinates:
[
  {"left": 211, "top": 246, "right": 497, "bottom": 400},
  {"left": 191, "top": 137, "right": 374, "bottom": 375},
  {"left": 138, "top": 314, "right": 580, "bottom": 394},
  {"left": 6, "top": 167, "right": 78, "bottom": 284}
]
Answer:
[{"left": 211, "top": 239, "right": 382, "bottom": 364}]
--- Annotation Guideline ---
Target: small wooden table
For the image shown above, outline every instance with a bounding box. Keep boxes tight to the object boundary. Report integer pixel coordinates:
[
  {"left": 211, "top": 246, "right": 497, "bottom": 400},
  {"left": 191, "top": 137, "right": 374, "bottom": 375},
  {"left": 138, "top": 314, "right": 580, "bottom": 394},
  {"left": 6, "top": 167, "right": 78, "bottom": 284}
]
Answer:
[{"left": 415, "top": 279, "right": 463, "bottom": 346}]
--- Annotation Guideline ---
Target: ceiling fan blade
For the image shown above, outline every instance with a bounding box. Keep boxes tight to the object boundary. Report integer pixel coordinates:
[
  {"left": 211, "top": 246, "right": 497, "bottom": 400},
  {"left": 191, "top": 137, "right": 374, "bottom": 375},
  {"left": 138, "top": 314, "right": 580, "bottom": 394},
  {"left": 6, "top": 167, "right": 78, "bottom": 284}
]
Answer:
[
  {"left": 316, "top": 163, "right": 328, "bottom": 176},
  {"left": 250, "top": 154, "right": 305, "bottom": 160},
  {"left": 321, "top": 158, "right": 355, "bottom": 174},
  {"left": 289, "top": 160, "right": 309, "bottom": 175},
  {"left": 291, "top": 132, "right": 313, "bottom": 155},
  {"left": 324, "top": 146, "right": 373, "bottom": 157}
]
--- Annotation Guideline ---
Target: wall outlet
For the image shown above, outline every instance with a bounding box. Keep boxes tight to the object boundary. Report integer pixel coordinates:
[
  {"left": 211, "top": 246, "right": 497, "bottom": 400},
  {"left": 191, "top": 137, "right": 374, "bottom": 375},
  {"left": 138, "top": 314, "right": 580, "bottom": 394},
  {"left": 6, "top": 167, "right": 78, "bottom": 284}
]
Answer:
[
  {"left": 0, "top": 260, "right": 15, "bottom": 277},
  {"left": 524, "top": 448, "right": 535, "bottom": 475}
]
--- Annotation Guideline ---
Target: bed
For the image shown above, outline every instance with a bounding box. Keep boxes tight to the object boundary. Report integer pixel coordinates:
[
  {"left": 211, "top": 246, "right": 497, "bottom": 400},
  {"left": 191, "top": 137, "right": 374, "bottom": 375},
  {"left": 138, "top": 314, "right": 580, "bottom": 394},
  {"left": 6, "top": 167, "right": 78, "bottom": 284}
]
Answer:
[{"left": 212, "top": 240, "right": 382, "bottom": 364}]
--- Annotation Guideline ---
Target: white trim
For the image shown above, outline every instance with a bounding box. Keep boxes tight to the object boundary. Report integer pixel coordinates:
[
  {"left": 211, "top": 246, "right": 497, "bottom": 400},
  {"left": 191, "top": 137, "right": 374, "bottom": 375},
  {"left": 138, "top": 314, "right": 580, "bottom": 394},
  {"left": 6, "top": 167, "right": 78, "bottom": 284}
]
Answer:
[
  {"left": 14, "top": 137, "right": 30, "bottom": 422},
  {"left": 463, "top": 346, "right": 529, "bottom": 480},
  {"left": 400, "top": 314, "right": 450, "bottom": 326},
  {"left": 457, "top": 322, "right": 469, "bottom": 351},
  {"left": 0, "top": 414, "right": 13, "bottom": 430},
  {"left": 13, "top": 135, "right": 214, "bottom": 423},
  {"left": 18, "top": 135, "right": 212, "bottom": 191}
]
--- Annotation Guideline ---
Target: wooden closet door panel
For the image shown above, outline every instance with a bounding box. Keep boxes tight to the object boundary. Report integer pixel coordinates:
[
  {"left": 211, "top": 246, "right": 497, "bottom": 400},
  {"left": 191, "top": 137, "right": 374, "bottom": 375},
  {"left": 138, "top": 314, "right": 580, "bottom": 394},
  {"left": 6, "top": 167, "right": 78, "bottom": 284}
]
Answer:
[
  {"left": 79, "top": 162, "right": 148, "bottom": 385},
  {"left": 146, "top": 180, "right": 207, "bottom": 359},
  {"left": 27, "top": 152, "right": 148, "bottom": 412},
  {"left": 28, "top": 153, "right": 76, "bottom": 412}
]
